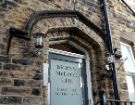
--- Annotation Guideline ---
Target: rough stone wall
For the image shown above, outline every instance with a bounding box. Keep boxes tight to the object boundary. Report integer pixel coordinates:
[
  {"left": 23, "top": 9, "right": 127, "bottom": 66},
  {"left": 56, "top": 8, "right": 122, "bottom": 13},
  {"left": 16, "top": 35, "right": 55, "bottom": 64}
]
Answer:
[
  {"left": 109, "top": 0, "right": 135, "bottom": 100},
  {"left": 0, "top": 0, "right": 134, "bottom": 104},
  {"left": 0, "top": 0, "right": 103, "bottom": 53},
  {"left": 0, "top": 0, "right": 106, "bottom": 105}
]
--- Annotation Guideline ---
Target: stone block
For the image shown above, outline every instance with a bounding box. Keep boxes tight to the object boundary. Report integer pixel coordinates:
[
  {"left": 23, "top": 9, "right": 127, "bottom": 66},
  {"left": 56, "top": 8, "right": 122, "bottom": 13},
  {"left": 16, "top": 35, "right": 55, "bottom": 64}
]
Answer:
[
  {"left": 1, "top": 87, "right": 31, "bottom": 95},
  {"left": 23, "top": 96, "right": 42, "bottom": 105},
  {"left": 28, "top": 80, "right": 42, "bottom": 87},
  {"left": 0, "top": 55, "right": 10, "bottom": 62},
  {"left": 0, "top": 0, "right": 18, "bottom": 10},
  {"left": 0, "top": 78, "right": 12, "bottom": 86},
  {"left": 120, "top": 91, "right": 129, "bottom": 100},
  {"left": 14, "top": 79, "right": 26, "bottom": 86},
  {"left": 33, "top": 73, "right": 42, "bottom": 80},
  {"left": 12, "top": 58, "right": 34, "bottom": 65},
  {"left": 32, "top": 88, "right": 41, "bottom": 96},
  {"left": 3, "top": 64, "right": 21, "bottom": 70},
  {"left": 0, "top": 96, "right": 22, "bottom": 104},
  {"left": 121, "top": 83, "right": 128, "bottom": 90},
  {"left": 9, "top": 70, "right": 32, "bottom": 79},
  {"left": 0, "top": 71, "right": 8, "bottom": 77}
]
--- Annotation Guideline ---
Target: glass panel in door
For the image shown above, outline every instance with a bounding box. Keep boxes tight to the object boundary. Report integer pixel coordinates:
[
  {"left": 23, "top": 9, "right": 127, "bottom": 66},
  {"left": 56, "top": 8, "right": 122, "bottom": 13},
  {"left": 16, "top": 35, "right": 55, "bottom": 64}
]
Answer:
[{"left": 49, "top": 53, "right": 88, "bottom": 105}]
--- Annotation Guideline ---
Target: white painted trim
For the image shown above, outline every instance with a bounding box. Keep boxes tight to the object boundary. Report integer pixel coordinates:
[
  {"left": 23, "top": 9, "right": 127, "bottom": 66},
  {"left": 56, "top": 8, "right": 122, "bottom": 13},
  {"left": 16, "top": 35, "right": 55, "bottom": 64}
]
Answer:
[
  {"left": 120, "top": 42, "right": 135, "bottom": 101},
  {"left": 49, "top": 40, "right": 67, "bottom": 45},
  {"left": 120, "top": 42, "right": 135, "bottom": 74},
  {"left": 48, "top": 83, "right": 50, "bottom": 105},
  {"left": 43, "top": 63, "right": 49, "bottom": 86},
  {"left": 68, "top": 41, "right": 93, "bottom": 105},
  {"left": 49, "top": 48, "right": 86, "bottom": 59},
  {"left": 47, "top": 40, "right": 93, "bottom": 105}
]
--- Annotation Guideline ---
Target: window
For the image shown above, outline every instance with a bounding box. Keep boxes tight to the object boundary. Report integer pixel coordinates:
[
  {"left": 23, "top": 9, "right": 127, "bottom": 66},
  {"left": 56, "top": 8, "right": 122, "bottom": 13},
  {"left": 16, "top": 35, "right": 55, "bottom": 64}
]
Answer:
[
  {"left": 122, "top": 0, "right": 135, "bottom": 13},
  {"left": 121, "top": 42, "right": 135, "bottom": 101}
]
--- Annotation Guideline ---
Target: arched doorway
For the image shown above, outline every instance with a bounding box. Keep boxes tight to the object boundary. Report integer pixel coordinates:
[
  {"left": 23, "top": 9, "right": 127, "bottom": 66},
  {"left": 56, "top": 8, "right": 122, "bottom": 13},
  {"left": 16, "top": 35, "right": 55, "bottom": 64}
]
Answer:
[
  {"left": 21, "top": 10, "right": 106, "bottom": 105},
  {"left": 48, "top": 40, "right": 92, "bottom": 105}
]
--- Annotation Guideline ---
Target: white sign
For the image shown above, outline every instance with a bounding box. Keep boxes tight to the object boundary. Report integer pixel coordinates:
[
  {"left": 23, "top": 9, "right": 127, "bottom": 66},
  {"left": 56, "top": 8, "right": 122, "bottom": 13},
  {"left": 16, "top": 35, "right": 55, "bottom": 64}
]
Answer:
[{"left": 50, "top": 59, "right": 83, "bottom": 105}]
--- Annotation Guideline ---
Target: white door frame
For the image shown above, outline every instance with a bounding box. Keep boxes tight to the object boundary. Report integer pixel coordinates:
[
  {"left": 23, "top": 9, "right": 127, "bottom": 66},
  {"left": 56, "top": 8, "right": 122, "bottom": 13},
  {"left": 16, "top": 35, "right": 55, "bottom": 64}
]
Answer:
[{"left": 45, "top": 40, "right": 93, "bottom": 105}]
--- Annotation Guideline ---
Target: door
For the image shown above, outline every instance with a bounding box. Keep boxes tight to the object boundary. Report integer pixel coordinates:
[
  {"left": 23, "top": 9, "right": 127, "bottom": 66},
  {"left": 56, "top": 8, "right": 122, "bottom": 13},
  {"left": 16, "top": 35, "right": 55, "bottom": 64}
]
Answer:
[{"left": 48, "top": 49, "right": 88, "bottom": 105}]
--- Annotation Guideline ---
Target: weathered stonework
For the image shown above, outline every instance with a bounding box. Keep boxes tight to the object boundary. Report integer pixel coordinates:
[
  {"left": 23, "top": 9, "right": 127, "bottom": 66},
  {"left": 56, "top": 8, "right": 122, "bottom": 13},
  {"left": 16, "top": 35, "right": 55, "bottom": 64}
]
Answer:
[
  {"left": 108, "top": 0, "right": 135, "bottom": 100},
  {"left": 0, "top": 0, "right": 135, "bottom": 104}
]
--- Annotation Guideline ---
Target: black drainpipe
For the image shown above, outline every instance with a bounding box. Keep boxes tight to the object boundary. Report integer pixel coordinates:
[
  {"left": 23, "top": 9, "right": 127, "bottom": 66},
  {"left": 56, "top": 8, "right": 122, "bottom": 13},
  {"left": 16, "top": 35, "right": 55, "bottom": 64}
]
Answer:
[{"left": 102, "top": 0, "right": 120, "bottom": 100}]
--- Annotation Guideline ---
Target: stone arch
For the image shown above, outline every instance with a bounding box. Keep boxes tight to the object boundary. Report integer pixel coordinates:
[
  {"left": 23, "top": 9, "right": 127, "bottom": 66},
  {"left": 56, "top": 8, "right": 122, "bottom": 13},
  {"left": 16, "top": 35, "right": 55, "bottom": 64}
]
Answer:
[
  {"left": 44, "top": 28, "right": 106, "bottom": 103},
  {"left": 10, "top": 11, "right": 106, "bottom": 64},
  {"left": 26, "top": 11, "right": 106, "bottom": 52},
  {"left": 24, "top": 10, "right": 104, "bottom": 40},
  {"left": 23, "top": 10, "right": 108, "bottom": 103},
  {"left": 45, "top": 27, "right": 106, "bottom": 69}
]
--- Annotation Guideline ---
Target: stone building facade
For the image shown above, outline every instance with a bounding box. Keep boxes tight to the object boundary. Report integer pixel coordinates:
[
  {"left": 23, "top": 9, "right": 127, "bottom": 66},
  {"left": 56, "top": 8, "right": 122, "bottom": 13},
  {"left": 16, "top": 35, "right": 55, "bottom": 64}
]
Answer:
[{"left": 0, "top": 0, "right": 135, "bottom": 105}]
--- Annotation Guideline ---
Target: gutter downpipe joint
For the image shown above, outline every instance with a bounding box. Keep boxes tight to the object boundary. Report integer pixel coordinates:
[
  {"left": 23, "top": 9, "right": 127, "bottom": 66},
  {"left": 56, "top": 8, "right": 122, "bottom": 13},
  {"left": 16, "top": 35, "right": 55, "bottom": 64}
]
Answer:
[{"left": 103, "top": 0, "right": 120, "bottom": 101}]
